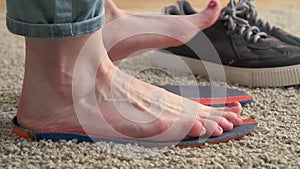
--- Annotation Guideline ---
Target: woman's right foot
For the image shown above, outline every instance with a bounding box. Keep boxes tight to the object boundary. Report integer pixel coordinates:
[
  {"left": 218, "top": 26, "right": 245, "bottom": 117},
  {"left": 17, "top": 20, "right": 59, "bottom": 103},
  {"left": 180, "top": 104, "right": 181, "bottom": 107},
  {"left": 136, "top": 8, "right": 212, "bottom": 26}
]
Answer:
[{"left": 16, "top": 30, "right": 242, "bottom": 142}]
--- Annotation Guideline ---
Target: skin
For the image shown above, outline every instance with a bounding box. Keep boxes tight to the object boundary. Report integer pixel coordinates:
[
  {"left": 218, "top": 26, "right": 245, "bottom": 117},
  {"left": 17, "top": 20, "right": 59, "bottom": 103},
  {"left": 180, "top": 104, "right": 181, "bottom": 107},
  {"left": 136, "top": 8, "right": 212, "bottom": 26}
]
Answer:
[
  {"left": 103, "top": 0, "right": 222, "bottom": 61},
  {"left": 16, "top": 0, "right": 243, "bottom": 142}
]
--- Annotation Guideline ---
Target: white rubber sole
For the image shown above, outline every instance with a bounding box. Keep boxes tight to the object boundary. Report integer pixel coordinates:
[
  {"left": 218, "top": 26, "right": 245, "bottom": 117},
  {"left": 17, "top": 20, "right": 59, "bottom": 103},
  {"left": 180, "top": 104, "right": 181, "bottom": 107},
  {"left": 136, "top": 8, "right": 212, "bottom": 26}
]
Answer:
[{"left": 150, "top": 50, "right": 300, "bottom": 87}]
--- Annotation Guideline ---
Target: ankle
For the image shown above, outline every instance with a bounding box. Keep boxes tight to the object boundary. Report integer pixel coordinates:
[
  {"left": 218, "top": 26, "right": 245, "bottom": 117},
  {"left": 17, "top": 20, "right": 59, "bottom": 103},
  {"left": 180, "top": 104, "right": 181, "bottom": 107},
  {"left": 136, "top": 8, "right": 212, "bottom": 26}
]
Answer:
[
  {"left": 19, "top": 32, "right": 116, "bottom": 111},
  {"left": 105, "top": 2, "right": 127, "bottom": 24}
]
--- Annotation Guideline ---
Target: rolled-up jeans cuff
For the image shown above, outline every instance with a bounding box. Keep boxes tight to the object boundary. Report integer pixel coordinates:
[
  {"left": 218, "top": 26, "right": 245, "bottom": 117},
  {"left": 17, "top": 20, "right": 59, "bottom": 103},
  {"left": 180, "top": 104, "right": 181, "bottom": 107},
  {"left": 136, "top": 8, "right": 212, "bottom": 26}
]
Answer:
[{"left": 6, "top": 9, "right": 105, "bottom": 39}]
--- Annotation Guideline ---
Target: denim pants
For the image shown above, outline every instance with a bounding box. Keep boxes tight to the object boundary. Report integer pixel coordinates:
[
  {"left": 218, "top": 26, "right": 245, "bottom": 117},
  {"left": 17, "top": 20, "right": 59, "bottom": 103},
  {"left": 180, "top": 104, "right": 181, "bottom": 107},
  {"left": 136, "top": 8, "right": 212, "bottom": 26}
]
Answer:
[{"left": 6, "top": 0, "right": 105, "bottom": 38}]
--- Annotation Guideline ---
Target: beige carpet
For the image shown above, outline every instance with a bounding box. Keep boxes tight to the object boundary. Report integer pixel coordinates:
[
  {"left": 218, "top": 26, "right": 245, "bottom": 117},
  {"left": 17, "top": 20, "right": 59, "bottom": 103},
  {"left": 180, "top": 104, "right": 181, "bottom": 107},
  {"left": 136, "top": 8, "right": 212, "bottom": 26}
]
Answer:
[{"left": 0, "top": 5, "right": 300, "bottom": 169}]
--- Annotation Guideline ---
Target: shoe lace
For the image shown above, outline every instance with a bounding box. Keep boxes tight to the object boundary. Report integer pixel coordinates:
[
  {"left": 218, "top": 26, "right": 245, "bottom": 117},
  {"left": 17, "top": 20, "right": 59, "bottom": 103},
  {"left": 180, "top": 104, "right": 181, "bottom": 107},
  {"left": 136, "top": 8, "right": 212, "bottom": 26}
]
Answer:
[
  {"left": 237, "top": 0, "right": 274, "bottom": 31},
  {"left": 220, "top": 0, "right": 267, "bottom": 43}
]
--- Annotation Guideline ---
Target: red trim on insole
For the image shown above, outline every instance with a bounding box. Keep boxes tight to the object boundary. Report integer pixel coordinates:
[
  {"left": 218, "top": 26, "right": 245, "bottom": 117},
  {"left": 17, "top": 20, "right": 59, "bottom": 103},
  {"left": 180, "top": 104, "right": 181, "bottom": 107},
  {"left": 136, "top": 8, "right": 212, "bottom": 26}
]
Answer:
[
  {"left": 12, "top": 127, "right": 33, "bottom": 140},
  {"left": 241, "top": 119, "right": 257, "bottom": 125},
  {"left": 190, "top": 96, "right": 253, "bottom": 105}
]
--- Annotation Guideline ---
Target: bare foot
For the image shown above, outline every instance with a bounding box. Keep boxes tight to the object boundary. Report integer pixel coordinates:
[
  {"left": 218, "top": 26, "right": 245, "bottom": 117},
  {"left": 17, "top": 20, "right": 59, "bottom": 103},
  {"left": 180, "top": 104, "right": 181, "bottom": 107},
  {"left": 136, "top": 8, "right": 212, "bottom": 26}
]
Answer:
[
  {"left": 103, "top": 0, "right": 222, "bottom": 61},
  {"left": 17, "top": 31, "right": 242, "bottom": 142}
]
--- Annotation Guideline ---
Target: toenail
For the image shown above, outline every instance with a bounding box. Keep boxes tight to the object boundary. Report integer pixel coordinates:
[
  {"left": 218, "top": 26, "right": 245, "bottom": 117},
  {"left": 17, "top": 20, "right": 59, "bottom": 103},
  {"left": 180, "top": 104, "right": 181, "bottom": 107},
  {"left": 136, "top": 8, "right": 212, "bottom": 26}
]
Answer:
[
  {"left": 228, "top": 121, "right": 233, "bottom": 126},
  {"left": 218, "top": 126, "right": 223, "bottom": 131},
  {"left": 208, "top": 0, "right": 217, "bottom": 9},
  {"left": 201, "top": 127, "right": 207, "bottom": 136}
]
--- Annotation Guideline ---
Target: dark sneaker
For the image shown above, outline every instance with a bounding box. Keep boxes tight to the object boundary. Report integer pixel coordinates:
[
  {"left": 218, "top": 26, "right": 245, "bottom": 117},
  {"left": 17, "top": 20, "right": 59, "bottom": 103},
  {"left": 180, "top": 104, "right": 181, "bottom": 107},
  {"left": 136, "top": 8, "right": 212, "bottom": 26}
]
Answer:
[
  {"left": 151, "top": 0, "right": 300, "bottom": 87},
  {"left": 175, "top": 0, "right": 300, "bottom": 47},
  {"left": 235, "top": 0, "right": 300, "bottom": 47}
]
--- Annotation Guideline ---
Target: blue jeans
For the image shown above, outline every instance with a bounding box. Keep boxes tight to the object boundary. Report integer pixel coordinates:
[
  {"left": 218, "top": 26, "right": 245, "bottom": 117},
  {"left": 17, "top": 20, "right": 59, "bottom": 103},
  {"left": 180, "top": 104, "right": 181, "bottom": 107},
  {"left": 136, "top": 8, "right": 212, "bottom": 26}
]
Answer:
[{"left": 6, "top": 0, "right": 105, "bottom": 39}]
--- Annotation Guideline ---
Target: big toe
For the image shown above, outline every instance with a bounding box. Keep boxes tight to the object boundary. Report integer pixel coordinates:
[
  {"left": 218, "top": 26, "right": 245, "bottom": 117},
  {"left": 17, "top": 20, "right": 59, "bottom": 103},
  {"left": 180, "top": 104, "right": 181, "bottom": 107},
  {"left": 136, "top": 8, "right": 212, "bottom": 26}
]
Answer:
[
  {"left": 227, "top": 102, "right": 243, "bottom": 115},
  {"left": 192, "top": 0, "right": 222, "bottom": 30},
  {"left": 218, "top": 101, "right": 243, "bottom": 116}
]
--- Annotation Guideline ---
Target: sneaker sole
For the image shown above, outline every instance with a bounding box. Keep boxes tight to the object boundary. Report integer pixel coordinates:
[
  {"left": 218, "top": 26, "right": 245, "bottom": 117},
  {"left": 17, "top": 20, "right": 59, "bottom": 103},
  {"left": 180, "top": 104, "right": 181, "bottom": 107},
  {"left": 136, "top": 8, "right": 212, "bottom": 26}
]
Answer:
[{"left": 151, "top": 50, "right": 300, "bottom": 87}]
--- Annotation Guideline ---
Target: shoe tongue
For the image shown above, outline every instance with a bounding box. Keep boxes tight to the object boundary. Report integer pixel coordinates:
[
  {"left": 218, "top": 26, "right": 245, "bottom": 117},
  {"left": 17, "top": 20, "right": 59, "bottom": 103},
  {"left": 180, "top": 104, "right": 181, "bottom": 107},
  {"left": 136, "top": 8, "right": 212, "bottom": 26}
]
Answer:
[
  {"left": 221, "top": 0, "right": 268, "bottom": 42},
  {"left": 177, "top": 0, "right": 197, "bottom": 15},
  {"left": 223, "top": 0, "right": 254, "bottom": 21},
  {"left": 165, "top": 5, "right": 181, "bottom": 15},
  {"left": 235, "top": 0, "right": 256, "bottom": 20}
]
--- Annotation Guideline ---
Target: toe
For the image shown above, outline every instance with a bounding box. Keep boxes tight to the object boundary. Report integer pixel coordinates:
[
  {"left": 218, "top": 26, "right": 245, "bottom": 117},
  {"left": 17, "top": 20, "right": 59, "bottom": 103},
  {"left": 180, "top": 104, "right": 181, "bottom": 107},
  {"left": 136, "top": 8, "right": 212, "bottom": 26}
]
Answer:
[
  {"left": 222, "top": 101, "right": 243, "bottom": 115},
  {"left": 200, "top": 119, "right": 223, "bottom": 137},
  {"left": 221, "top": 111, "right": 243, "bottom": 127},
  {"left": 200, "top": 107, "right": 243, "bottom": 127},
  {"left": 188, "top": 0, "right": 222, "bottom": 30},
  {"left": 188, "top": 120, "right": 206, "bottom": 137},
  {"left": 208, "top": 116, "right": 234, "bottom": 132}
]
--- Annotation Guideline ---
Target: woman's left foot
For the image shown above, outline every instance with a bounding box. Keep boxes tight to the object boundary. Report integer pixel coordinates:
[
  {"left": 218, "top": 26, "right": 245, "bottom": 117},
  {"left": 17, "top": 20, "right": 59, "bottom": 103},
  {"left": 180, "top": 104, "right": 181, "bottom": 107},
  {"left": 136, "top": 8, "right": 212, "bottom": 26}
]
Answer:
[{"left": 103, "top": 0, "right": 222, "bottom": 61}]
